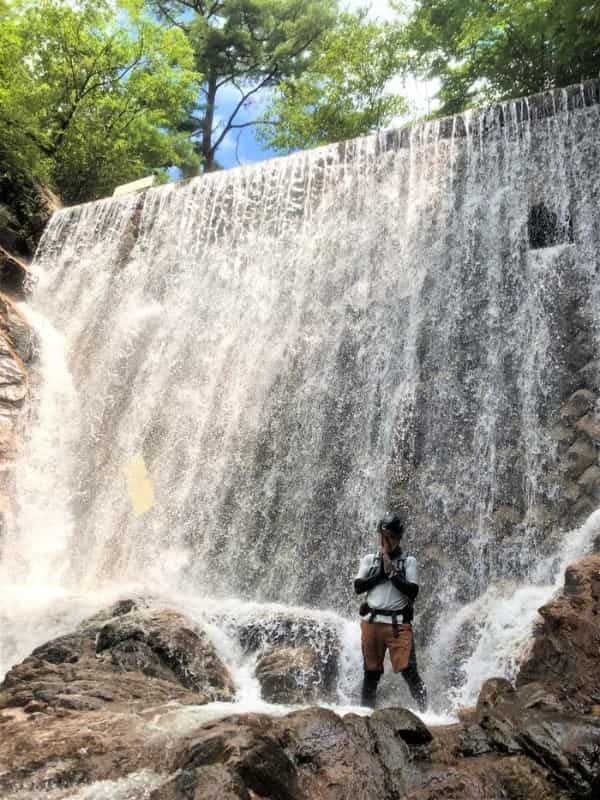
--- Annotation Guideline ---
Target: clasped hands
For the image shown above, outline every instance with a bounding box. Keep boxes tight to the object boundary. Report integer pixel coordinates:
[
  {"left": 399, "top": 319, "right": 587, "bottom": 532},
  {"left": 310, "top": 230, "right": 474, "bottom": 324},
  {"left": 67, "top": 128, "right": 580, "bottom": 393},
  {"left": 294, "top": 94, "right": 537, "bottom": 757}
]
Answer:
[{"left": 379, "top": 549, "right": 394, "bottom": 576}]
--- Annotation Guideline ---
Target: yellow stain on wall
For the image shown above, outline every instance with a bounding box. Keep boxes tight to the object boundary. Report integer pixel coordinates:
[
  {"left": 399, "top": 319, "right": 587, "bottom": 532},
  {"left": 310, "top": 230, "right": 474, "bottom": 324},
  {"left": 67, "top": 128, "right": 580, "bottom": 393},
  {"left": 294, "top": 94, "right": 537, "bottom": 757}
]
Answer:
[{"left": 123, "top": 453, "right": 155, "bottom": 517}]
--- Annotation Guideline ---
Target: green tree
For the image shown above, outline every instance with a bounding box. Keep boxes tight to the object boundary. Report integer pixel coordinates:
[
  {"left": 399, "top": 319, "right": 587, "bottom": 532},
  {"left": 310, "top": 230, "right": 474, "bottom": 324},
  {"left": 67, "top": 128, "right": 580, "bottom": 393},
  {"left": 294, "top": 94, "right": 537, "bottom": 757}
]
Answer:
[
  {"left": 260, "top": 11, "right": 407, "bottom": 152},
  {"left": 0, "top": 0, "right": 201, "bottom": 203},
  {"left": 402, "top": 0, "right": 600, "bottom": 116},
  {"left": 145, "top": 0, "right": 338, "bottom": 170},
  {"left": 0, "top": 1, "right": 50, "bottom": 182}
]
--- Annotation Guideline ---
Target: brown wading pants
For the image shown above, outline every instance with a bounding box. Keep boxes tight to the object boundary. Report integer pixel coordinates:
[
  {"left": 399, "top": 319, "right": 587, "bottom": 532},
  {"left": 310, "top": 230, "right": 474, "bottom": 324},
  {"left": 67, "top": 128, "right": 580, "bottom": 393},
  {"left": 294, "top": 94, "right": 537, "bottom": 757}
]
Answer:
[{"left": 360, "top": 620, "right": 428, "bottom": 711}]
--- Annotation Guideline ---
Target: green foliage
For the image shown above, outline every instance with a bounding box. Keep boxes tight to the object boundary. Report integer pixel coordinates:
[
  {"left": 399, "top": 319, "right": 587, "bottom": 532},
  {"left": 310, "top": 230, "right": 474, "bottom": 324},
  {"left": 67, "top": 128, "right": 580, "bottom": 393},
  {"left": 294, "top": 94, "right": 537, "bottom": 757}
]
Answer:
[
  {"left": 145, "top": 0, "right": 338, "bottom": 169},
  {"left": 0, "top": 1, "right": 49, "bottom": 182},
  {"left": 402, "top": 0, "right": 600, "bottom": 116},
  {"left": 0, "top": 0, "right": 201, "bottom": 203},
  {"left": 260, "top": 11, "right": 407, "bottom": 152}
]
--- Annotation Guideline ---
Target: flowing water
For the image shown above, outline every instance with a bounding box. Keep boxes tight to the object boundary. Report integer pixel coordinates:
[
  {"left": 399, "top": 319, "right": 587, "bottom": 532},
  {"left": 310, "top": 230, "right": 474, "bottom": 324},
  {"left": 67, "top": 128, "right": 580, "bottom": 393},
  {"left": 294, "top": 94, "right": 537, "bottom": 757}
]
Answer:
[{"left": 1, "top": 84, "right": 600, "bottom": 727}]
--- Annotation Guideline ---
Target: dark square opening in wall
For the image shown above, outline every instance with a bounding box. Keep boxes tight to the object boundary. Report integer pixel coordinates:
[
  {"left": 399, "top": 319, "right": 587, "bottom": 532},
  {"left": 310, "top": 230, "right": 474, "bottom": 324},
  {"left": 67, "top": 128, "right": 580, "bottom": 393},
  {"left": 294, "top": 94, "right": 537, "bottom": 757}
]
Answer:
[{"left": 528, "top": 203, "right": 573, "bottom": 249}]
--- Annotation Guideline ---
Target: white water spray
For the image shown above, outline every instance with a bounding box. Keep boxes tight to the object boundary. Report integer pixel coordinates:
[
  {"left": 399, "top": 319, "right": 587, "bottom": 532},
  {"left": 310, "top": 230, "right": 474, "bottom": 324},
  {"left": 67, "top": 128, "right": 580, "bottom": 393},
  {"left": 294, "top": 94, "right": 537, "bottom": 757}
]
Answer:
[{"left": 432, "top": 508, "right": 600, "bottom": 709}]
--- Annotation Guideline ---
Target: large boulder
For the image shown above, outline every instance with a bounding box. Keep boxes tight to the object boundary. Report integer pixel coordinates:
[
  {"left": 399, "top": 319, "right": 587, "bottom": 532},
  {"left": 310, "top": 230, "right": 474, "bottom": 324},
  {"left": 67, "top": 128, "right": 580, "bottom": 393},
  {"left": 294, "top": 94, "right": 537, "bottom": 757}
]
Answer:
[
  {"left": 213, "top": 609, "right": 340, "bottom": 704},
  {"left": 516, "top": 553, "right": 600, "bottom": 712},
  {"left": 478, "top": 693, "right": 600, "bottom": 798},
  {"left": 0, "top": 599, "right": 234, "bottom": 716},
  {"left": 159, "top": 701, "right": 575, "bottom": 800},
  {"left": 0, "top": 599, "right": 236, "bottom": 797},
  {"left": 162, "top": 705, "right": 416, "bottom": 800},
  {"left": 255, "top": 644, "right": 334, "bottom": 704},
  {"left": 95, "top": 607, "right": 234, "bottom": 699}
]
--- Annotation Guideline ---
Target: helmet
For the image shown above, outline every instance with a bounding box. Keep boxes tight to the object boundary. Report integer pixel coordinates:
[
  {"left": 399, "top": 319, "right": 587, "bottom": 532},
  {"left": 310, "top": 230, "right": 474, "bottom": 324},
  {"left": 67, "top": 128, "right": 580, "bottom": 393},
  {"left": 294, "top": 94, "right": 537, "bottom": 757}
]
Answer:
[{"left": 378, "top": 512, "right": 405, "bottom": 537}]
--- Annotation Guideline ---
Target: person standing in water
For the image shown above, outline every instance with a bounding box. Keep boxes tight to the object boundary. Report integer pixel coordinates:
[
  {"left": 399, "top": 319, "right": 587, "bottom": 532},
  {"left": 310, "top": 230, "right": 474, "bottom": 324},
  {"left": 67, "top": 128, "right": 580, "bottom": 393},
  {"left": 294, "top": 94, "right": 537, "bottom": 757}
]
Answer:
[{"left": 354, "top": 512, "right": 427, "bottom": 711}]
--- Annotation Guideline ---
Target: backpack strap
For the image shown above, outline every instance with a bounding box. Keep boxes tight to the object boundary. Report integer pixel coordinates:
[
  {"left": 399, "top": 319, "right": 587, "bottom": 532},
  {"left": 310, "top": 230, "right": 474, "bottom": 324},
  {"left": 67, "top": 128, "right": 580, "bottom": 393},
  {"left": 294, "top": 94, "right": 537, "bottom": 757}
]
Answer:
[{"left": 393, "top": 553, "right": 407, "bottom": 581}]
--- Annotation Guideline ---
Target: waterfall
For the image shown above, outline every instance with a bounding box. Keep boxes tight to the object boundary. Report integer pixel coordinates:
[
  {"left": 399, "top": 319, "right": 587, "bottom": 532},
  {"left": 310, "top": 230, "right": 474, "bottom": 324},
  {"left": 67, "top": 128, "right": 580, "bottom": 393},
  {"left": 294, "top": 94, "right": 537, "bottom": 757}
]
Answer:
[{"left": 2, "top": 82, "right": 600, "bottom": 708}]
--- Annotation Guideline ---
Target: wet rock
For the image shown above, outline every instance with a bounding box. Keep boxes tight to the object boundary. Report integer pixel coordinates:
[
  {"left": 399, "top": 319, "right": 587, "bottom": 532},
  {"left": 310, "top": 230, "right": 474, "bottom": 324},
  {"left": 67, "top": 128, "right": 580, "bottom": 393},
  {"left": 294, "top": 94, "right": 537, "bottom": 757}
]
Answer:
[
  {"left": 0, "top": 329, "right": 27, "bottom": 405},
  {"left": 572, "top": 493, "right": 599, "bottom": 521},
  {"left": 232, "top": 613, "right": 339, "bottom": 660},
  {"left": 566, "top": 331, "right": 597, "bottom": 373},
  {"left": 176, "top": 713, "right": 300, "bottom": 800},
  {"left": 577, "top": 464, "right": 600, "bottom": 500},
  {"left": 0, "top": 602, "right": 237, "bottom": 797},
  {"left": 487, "top": 755, "right": 569, "bottom": 800},
  {"left": 481, "top": 704, "right": 600, "bottom": 798},
  {"left": 560, "top": 389, "right": 596, "bottom": 424},
  {"left": 0, "top": 293, "right": 36, "bottom": 364},
  {"left": 455, "top": 724, "right": 492, "bottom": 757},
  {"left": 367, "top": 709, "right": 412, "bottom": 793},
  {"left": 438, "top": 618, "right": 480, "bottom": 694},
  {"left": 4, "top": 548, "right": 600, "bottom": 800},
  {"left": 0, "top": 601, "right": 234, "bottom": 714},
  {"left": 575, "top": 411, "right": 600, "bottom": 444},
  {"left": 173, "top": 706, "right": 395, "bottom": 800},
  {"left": 491, "top": 505, "right": 522, "bottom": 528},
  {"left": 96, "top": 609, "right": 235, "bottom": 699},
  {"left": 255, "top": 644, "right": 332, "bottom": 704},
  {"left": 549, "top": 422, "right": 577, "bottom": 444},
  {"left": 0, "top": 292, "right": 34, "bottom": 519},
  {"left": 476, "top": 677, "right": 516, "bottom": 716},
  {"left": 84, "top": 597, "right": 139, "bottom": 626},
  {"left": 515, "top": 681, "right": 563, "bottom": 712},
  {"left": 517, "top": 553, "right": 600, "bottom": 712},
  {"left": 403, "top": 764, "right": 493, "bottom": 799},
  {"left": 164, "top": 705, "right": 573, "bottom": 800},
  {"left": 150, "top": 765, "right": 249, "bottom": 800},
  {"left": 562, "top": 479, "right": 582, "bottom": 501},
  {"left": 401, "top": 754, "right": 565, "bottom": 800},
  {"left": 0, "top": 176, "right": 59, "bottom": 259},
  {"left": 564, "top": 437, "right": 597, "bottom": 478},
  {"left": 370, "top": 706, "right": 432, "bottom": 746},
  {"left": 0, "top": 246, "right": 33, "bottom": 297},
  {"left": 54, "top": 692, "right": 105, "bottom": 711},
  {"left": 223, "top": 612, "right": 339, "bottom": 703},
  {"left": 578, "top": 360, "right": 600, "bottom": 392},
  {"left": 286, "top": 706, "right": 387, "bottom": 799},
  {"left": 0, "top": 707, "right": 175, "bottom": 797}
]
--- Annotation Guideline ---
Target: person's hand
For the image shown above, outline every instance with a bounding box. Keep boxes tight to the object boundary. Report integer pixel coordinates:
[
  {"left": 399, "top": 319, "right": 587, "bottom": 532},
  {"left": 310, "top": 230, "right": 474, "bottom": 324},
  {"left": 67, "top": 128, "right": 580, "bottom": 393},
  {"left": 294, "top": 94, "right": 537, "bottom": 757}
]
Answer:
[{"left": 382, "top": 551, "right": 393, "bottom": 575}]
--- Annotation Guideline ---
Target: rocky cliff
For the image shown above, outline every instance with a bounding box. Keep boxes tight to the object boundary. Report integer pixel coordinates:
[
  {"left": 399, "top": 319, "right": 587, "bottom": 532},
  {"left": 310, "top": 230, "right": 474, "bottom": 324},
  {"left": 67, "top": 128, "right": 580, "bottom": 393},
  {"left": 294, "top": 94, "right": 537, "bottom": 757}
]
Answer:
[
  {"left": 0, "top": 292, "right": 35, "bottom": 539},
  {"left": 0, "top": 170, "right": 59, "bottom": 261},
  {"left": 0, "top": 172, "right": 53, "bottom": 540}
]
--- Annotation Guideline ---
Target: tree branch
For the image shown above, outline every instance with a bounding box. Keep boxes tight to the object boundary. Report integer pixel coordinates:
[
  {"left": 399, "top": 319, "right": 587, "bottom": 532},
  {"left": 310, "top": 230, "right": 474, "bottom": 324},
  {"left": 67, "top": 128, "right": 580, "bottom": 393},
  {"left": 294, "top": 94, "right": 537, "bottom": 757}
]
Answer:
[
  {"left": 210, "top": 67, "right": 277, "bottom": 156},
  {"left": 155, "top": 1, "right": 190, "bottom": 32},
  {"left": 228, "top": 119, "right": 277, "bottom": 129}
]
